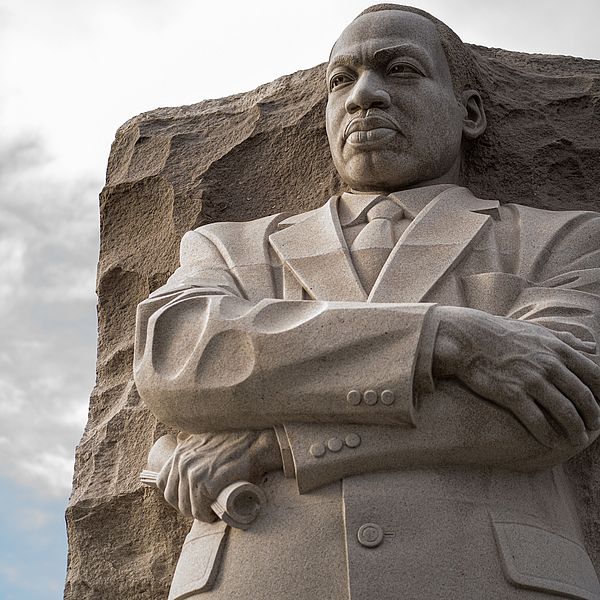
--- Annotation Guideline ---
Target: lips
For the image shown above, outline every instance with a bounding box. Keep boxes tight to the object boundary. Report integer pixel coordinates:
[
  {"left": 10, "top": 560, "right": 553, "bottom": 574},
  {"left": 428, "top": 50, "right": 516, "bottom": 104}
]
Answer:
[{"left": 343, "top": 115, "right": 401, "bottom": 146}]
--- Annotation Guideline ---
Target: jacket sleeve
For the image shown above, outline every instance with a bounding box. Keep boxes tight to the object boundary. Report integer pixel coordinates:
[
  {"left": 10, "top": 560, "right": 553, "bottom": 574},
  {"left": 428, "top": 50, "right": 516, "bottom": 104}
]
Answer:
[
  {"left": 133, "top": 226, "right": 435, "bottom": 432},
  {"left": 283, "top": 209, "right": 600, "bottom": 492}
]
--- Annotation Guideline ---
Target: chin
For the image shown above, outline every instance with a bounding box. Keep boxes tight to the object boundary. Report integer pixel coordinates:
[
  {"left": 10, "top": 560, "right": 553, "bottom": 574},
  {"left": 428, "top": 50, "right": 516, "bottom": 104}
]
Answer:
[
  {"left": 343, "top": 166, "right": 418, "bottom": 193},
  {"left": 337, "top": 151, "right": 423, "bottom": 192},
  {"left": 339, "top": 150, "right": 458, "bottom": 192}
]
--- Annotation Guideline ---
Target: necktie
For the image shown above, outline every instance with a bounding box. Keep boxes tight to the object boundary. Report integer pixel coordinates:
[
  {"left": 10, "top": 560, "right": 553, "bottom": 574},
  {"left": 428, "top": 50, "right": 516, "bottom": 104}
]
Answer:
[{"left": 350, "top": 197, "right": 404, "bottom": 293}]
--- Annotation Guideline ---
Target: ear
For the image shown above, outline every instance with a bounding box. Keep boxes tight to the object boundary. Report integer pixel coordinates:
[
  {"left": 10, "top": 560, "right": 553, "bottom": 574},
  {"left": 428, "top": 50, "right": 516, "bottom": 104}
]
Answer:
[{"left": 461, "top": 90, "right": 487, "bottom": 140}]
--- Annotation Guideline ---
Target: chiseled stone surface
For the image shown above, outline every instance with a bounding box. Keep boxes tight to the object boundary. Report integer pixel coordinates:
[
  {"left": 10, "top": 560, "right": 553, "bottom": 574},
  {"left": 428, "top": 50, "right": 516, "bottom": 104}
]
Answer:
[{"left": 65, "top": 17, "right": 600, "bottom": 600}]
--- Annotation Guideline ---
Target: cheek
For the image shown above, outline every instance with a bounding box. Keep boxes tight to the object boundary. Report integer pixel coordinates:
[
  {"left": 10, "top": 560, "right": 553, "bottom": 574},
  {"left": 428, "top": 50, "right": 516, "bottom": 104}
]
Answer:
[
  {"left": 435, "top": 94, "right": 463, "bottom": 133},
  {"left": 417, "top": 98, "right": 462, "bottom": 152},
  {"left": 325, "top": 101, "right": 342, "bottom": 134}
]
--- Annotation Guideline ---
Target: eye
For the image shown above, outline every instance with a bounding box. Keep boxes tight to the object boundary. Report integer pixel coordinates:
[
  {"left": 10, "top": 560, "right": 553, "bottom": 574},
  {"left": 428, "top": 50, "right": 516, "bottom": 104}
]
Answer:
[
  {"left": 329, "top": 72, "right": 354, "bottom": 91},
  {"left": 387, "top": 62, "right": 423, "bottom": 77}
]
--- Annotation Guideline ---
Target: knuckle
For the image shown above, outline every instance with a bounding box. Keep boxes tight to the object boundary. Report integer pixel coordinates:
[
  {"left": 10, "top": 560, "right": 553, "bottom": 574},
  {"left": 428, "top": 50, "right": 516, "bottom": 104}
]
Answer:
[
  {"left": 523, "top": 374, "right": 544, "bottom": 395},
  {"left": 526, "top": 410, "right": 546, "bottom": 428},
  {"left": 559, "top": 413, "right": 584, "bottom": 435},
  {"left": 503, "top": 383, "right": 525, "bottom": 403},
  {"left": 560, "top": 331, "right": 578, "bottom": 345},
  {"left": 579, "top": 387, "right": 596, "bottom": 407},
  {"left": 180, "top": 449, "right": 193, "bottom": 462},
  {"left": 544, "top": 404, "right": 576, "bottom": 429},
  {"left": 180, "top": 451, "right": 197, "bottom": 469},
  {"left": 552, "top": 400, "right": 578, "bottom": 421},
  {"left": 538, "top": 356, "right": 558, "bottom": 378}
]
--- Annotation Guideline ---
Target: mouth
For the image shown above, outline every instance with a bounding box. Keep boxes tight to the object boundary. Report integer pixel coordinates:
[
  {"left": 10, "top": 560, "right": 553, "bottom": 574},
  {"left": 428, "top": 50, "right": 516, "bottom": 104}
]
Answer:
[{"left": 343, "top": 115, "right": 402, "bottom": 148}]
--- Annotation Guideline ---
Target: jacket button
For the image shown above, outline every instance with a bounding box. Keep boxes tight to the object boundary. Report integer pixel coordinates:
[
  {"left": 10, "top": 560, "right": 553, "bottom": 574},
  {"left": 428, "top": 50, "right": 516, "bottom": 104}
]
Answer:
[
  {"left": 327, "top": 437, "right": 343, "bottom": 452},
  {"left": 357, "top": 523, "right": 384, "bottom": 548},
  {"left": 347, "top": 390, "right": 361, "bottom": 405},
  {"left": 309, "top": 442, "right": 326, "bottom": 458},
  {"left": 363, "top": 390, "right": 378, "bottom": 405},
  {"left": 345, "top": 433, "right": 361, "bottom": 448},
  {"left": 380, "top": 390, "right": 395, "bottom": 405}
]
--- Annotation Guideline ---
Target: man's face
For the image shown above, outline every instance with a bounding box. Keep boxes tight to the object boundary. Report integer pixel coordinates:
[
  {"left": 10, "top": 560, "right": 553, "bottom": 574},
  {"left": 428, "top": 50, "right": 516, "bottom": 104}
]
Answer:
[{"left": 326, "top": 10, "right": 465, "bottom": 192}]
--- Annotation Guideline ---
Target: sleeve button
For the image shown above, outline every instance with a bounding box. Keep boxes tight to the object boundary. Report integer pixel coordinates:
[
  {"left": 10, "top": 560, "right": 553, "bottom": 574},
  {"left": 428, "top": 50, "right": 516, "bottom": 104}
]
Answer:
[
  {"left": 347, "top": 390, "right": 361, "bottom": 405},
  {"left": 327, "top": 437, "right": 343, "bottom": 452},
  {"left": 380, "top": 389, "right": 395, "bottom": 405},
  {"left": 363, "top": 389, "right": 378, "bottom": 405},
  {"left": 309, "top": 442, "right": 326, "bottom": 458},
  {"left": 345, "top": 433, "right": 361, "bottom": 448}
]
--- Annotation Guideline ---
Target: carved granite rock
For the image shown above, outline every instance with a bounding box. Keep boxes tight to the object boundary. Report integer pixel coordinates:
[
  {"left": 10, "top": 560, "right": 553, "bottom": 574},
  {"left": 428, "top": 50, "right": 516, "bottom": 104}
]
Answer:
[{"left": 65, "top": 45, "right": 600, "bottom": 599}]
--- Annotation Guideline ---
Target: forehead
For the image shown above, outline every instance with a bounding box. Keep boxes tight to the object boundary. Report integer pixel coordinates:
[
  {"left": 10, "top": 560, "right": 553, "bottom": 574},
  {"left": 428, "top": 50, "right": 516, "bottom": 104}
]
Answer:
[{"left": 330, "top": 10, "right": 448, "bottom": 72}]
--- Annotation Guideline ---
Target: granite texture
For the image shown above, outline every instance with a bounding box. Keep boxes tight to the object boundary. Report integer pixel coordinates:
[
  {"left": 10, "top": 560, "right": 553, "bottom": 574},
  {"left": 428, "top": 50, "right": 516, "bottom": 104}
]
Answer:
[{"left": 65, "top": 45, "right": 600, "bottom": 599}]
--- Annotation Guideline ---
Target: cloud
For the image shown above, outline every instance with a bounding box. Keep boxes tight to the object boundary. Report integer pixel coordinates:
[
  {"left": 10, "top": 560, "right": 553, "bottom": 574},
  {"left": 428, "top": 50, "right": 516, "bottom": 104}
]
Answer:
[
  {"left": 0, "top": 134, "right": 50, "bottom": 176},
  {"left": 0, "top": 131, "right": 100, "bottom": 498}
]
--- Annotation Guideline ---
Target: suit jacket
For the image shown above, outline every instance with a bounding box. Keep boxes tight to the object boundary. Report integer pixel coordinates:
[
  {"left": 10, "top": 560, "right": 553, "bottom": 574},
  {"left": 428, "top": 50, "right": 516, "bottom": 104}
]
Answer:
[{"left": 134, "top": 185, "right": 600, "bottom": 599}]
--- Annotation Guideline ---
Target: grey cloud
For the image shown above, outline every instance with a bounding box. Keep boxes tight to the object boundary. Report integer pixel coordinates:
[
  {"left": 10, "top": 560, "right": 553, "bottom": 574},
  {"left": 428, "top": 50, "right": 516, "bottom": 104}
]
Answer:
[
  {"left": 0, "top": 132, "right": 99, "bottom": 498},
  {"left": 0, "top": 134, "right": 51, "bottom": 177}
]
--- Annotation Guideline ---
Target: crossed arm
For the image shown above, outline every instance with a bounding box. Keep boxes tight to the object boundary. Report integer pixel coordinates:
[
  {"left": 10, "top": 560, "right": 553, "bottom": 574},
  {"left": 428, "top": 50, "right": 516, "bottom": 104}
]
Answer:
[{"left": 134, "top": 224, "right": 600, "bottom": 519}]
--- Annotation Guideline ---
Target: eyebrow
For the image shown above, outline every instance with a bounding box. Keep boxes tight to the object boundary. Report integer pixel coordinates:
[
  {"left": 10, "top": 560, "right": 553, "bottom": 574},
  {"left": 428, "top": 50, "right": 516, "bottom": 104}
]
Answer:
[
  {"left": 328, "top": 42, "right": 433, "bottom": 74},
  {"left": 373, "top": 43, "right": 432, "bottom": 68},
  {"left": 327, "top": 54, "right": 360, "bottom": 71}
]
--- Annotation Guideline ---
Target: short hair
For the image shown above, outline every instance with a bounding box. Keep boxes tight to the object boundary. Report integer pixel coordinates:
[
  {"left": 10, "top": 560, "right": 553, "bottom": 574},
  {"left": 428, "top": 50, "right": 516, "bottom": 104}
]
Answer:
[{"left": 336, "top": 4, "right": 482, "bottom": 96}]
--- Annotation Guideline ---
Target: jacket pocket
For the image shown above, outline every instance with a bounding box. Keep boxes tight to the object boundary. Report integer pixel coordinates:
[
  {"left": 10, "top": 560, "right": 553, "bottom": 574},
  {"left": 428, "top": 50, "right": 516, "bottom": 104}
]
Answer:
[
  {"left": 491, "top": 512, "right": 600, "bottom": 599},
  {"left": 168, "top": 520, "right": 229, "bottom": 599}
]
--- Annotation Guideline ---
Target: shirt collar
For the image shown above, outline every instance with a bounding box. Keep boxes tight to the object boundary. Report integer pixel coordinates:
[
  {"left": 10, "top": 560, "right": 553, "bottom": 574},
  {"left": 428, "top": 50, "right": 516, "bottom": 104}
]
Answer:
[{"left": 338, "top": 183, "right": 457, "bottom": 227}]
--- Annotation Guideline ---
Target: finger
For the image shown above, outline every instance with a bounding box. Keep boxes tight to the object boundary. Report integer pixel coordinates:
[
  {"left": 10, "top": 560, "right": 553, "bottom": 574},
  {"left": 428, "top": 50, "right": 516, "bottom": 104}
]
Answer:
[
  {"left": 550, "top": 330, "right": 596, "bottom": 354},
  {"left": 508, "top": 394, "right": 562, "bottom": 449},
  {"left": 156, "top": 455, "right": 173, "bottom": 493},
  {"left": 464, "top": 375, "right": 559, "bottom": 447},
  {"left": 177, "top": 456, "right": 193, "bottom": 519},
  {"left": 161, "top": 454, "right": 182, "bottom": 512},
  {"left": 190, "top": 480, "right": 218, "bottom": 523},
  {"left": 532, "top": 381, "right": 589, "bottom": 446},
  {"left": 558, "top": 345, "right": 600, "bottom": 401},
  {"left": 553, "top": 367, "right": 600, "bottom": 431}
]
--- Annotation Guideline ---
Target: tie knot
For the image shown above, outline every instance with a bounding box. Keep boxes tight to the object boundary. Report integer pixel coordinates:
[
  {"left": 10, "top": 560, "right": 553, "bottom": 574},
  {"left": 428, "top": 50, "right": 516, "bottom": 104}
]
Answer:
[{"left": 366, "top": 198, "right": 404, "bottom": 222}]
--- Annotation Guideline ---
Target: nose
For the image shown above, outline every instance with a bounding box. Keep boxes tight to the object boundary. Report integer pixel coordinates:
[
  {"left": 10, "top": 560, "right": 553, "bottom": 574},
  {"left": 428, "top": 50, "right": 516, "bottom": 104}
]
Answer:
[{"left": 345, "top": 71, "right": 391, "bottom": 113}]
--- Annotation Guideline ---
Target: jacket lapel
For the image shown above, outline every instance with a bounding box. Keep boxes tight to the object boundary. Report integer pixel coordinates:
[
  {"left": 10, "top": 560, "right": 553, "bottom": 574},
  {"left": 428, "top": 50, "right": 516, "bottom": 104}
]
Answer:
[
  {"left": 369, "top": 187, "right": 500, "bottom": 303},
  {"left": 269, "top": 196, "right": 367, "bottom": 301}
]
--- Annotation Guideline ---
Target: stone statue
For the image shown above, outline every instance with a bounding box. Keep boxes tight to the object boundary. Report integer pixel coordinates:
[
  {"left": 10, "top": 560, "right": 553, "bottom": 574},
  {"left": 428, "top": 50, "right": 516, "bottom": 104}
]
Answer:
[{"left": 133, "top": 5, "right": 600, "bottom": 598}]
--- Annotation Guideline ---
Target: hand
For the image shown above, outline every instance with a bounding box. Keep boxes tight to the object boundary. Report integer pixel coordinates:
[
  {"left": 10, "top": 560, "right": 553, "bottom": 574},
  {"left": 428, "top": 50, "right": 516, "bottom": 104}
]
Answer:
[
  {"left": 157, "top": 429, "right": 282, "bottom": 522},
  {"left": 433, "top": 306, "right": 600, "bottom": 448}
]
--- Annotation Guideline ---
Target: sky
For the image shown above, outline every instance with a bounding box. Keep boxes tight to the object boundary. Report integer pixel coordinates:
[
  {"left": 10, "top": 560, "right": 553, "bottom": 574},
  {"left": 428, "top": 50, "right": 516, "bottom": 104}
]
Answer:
[{"left": 1, "top": 0, "right": 599, "bottom": 598}]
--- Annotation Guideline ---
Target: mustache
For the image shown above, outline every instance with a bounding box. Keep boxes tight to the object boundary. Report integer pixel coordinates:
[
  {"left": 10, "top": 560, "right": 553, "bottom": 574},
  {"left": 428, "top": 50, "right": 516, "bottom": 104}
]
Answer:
[{"left": 343, "top": 111, "right": 402, "bottom": 140}]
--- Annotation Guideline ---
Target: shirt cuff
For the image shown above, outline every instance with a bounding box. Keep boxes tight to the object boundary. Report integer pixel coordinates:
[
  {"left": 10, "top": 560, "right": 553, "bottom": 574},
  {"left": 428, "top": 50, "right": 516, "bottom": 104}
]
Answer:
[
  {"left": 413, "top": 305, "right": 441, "bottom": 394},
  {"left": 274, "top": 426, "right": 295, "bottom": 478}
]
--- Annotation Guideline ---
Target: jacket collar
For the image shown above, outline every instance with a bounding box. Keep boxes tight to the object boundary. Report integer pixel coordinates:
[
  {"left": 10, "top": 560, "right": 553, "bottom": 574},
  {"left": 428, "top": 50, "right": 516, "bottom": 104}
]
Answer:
[
  {"left": 269, "top": 185, "right": 500, "bottom": 302},
  {"left": 338, "top": 183, "right": 456, "bottom": 227}
]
